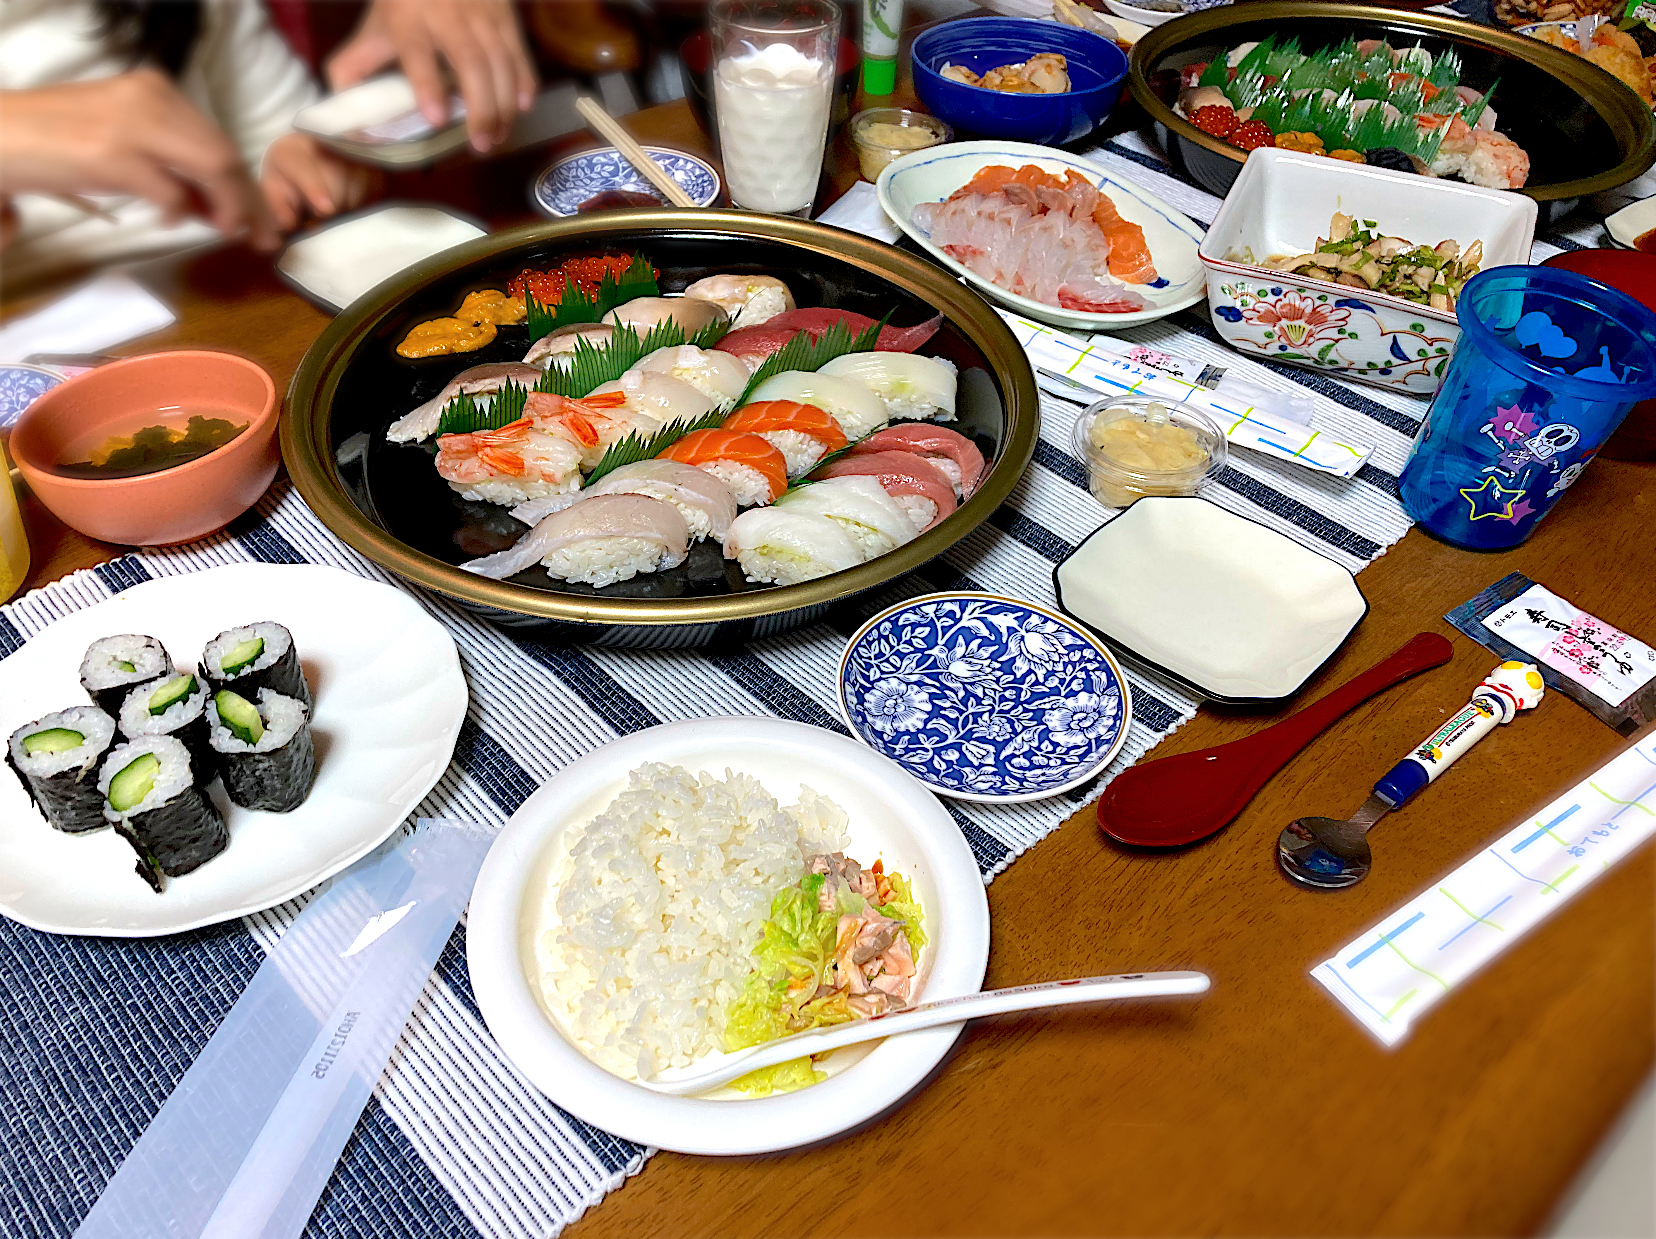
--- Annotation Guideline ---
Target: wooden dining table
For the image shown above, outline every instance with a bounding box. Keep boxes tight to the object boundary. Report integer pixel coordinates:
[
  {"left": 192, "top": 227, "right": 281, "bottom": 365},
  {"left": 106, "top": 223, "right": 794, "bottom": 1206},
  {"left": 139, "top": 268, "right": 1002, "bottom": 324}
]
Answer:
[{"left": 4, "top": 58, "right": 1653, "bottom": 1239}]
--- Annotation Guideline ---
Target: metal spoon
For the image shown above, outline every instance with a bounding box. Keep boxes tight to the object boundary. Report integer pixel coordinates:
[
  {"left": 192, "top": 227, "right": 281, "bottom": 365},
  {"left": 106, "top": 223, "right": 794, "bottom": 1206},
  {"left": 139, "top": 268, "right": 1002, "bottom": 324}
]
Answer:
[
  {"left": 1278, "top": 660, "right": 1546, "bottom": 889},
  {"left": 639, "top": 970, "right": 1210, "bottom": 1096}
]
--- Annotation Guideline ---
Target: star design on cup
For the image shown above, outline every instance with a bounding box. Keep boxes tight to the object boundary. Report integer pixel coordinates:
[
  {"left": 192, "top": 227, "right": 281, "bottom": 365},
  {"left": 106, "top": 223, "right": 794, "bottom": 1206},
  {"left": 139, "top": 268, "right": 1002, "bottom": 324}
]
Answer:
[
  {"left": 1459, "top": 474, "right": 1528, "bottom": 521},
  {"left": 1483, "top": 403, "right": 1538, "bottom": 444},
  {"left": 1500, "top": 497, "right": 1537, "bottom": 524}
]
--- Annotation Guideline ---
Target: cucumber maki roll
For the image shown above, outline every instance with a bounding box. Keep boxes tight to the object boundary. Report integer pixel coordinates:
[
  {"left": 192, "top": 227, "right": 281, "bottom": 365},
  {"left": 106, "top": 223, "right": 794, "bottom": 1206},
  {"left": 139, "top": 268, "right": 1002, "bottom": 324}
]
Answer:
[
  {"left": 207, "top": 688, "right": 316, "bottom": 813},
  {"left": 202, "top": 622, "right": 310, "bottom": 708},
  {"left": 118, "top": 673, "right": 215, "bottom": 786},
  {"left": 79, "top": 634, "right": 172, "bottom": 715},
  {"left": 98, "top": 736, "right": 227, "bottom": 892},
  {"left": 6, "top": 706, "right": 117, "bottom": 833}
]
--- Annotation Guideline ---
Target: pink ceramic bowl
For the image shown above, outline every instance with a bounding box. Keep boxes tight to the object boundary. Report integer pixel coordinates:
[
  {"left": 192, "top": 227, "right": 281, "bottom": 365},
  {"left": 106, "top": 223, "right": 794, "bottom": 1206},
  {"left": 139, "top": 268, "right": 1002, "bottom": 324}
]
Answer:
[{"left": 11, "top": 350, "right": 278, "bottom": 546}]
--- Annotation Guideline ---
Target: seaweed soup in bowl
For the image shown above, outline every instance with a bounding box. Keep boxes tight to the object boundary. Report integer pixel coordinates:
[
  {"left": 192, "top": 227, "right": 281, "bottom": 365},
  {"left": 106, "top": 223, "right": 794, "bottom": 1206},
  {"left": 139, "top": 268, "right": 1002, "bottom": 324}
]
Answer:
[{"left": 330, "top": 231, "right": 1006, "bottom": 602}]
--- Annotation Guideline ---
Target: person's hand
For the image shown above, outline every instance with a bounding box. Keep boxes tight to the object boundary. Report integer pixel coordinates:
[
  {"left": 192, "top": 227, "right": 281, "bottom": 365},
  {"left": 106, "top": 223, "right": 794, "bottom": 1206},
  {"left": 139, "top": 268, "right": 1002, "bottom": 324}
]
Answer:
[
  {"left": 0, "top": 68, "right": 277, "bottom": 250},
  {"left": 260, "top": 133, "right": 376, "bottom": 232},
  {"left": 327, "top": 0, "right": 537, "bottom": 153}
]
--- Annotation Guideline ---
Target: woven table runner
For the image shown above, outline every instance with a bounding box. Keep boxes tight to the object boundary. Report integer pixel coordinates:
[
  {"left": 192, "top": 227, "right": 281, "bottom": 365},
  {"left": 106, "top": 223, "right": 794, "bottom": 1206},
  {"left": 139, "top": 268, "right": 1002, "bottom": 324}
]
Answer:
[{"left": 1, "top": 126, "right": 1563, "bottom": 1238}]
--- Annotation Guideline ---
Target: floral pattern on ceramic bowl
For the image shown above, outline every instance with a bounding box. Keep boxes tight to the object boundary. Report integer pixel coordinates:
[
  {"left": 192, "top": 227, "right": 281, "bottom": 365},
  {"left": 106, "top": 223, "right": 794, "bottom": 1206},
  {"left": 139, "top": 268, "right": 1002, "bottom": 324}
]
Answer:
[
  {"left": 838, "top": 592, "right": 1132, "bottom": 803},
  {"left": 1206, "top": 277, "right": 1458, "bottom": 394},
  {"left": 533, "top": 146, "right": 721, "bottom": 217}
]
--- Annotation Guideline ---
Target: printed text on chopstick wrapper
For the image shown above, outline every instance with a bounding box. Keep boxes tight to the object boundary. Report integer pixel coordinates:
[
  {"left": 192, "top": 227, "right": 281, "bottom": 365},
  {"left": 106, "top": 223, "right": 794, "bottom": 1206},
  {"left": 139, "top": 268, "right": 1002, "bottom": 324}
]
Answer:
[{"left": 1486, "top": 584, "right": 1656, "bottom": 708}]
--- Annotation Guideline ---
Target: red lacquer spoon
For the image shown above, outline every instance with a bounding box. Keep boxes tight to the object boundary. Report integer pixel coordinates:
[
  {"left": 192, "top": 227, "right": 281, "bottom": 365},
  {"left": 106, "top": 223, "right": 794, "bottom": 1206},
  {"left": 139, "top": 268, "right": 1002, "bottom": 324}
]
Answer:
[{"left": 1097, "top": 632, "right": 1454, "bottom": 848}]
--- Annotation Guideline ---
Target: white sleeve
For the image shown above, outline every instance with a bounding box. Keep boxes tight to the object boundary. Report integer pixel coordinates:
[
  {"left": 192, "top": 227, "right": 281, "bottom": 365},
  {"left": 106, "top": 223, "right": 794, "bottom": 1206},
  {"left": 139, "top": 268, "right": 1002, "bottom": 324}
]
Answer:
[{"left": 183, "top": 0, "right": 322, "bottom": 174}]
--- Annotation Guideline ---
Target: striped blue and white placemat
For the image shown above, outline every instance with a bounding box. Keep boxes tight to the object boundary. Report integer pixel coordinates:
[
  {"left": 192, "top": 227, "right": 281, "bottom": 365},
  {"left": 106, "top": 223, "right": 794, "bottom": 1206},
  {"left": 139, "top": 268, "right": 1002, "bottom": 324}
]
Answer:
[{"left": 0, "top": 126, "right": 1565, "bottom": 1239}]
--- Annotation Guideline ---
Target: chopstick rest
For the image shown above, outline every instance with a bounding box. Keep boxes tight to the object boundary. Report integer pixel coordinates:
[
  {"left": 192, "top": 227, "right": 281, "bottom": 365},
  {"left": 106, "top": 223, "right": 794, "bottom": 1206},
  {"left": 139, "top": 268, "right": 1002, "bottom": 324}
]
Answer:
[
  {"left": 1311, "top": 732, "right": 1656, "bottom": 1046},
  {"left": 75, "top": 817, "right": 493, "bottom": 1239}
]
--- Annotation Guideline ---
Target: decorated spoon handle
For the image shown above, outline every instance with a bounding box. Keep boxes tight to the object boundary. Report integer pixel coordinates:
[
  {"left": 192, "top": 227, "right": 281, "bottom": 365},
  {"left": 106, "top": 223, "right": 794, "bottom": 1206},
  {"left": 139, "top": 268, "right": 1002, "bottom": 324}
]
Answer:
[{"left": 1373, "top": 661, "right": 1546, "bottom": 808}]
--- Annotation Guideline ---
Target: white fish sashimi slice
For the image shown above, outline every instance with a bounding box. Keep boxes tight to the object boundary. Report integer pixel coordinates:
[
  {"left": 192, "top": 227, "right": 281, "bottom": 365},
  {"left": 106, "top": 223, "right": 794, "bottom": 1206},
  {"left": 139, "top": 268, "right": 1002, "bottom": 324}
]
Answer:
[
  {"left": 462, "top": 493, "right": 689, "bottom": 580},
  {"left": 748, "top": 370, "right": 888, "bottom": 441},
  {"left": 630, "top": 344, "right": 748, "bottom": 405},
  {"left": 818, "top": 352, "right": 959, "bottom": 422},
  {"left": 584, "top": 459, "right": 739, "bottom": 541},
  {"left": 509, "top": 492, "right": 582, "bottom": 526},
  {"left": 602, "top": 295, "right": 728, "bottom": 335},
  {"left": 590, "top": 371, "right": 716, "bottom": 424},
  {"left": 523, "top": 323, "right": 615, "bottom": 368},
  {"left": 386, "top": 362, "right": 542, "bottom": 443},
  {"left": 774, "top": 476, "right": 917, "bottom": 558}
]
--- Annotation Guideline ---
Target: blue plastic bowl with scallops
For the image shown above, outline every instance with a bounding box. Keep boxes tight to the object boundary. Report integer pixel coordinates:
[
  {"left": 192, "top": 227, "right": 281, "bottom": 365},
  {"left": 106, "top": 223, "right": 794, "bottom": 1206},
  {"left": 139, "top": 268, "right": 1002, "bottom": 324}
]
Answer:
[{"left": 911, "top": 18, "right": 1128, "bottom": 147}]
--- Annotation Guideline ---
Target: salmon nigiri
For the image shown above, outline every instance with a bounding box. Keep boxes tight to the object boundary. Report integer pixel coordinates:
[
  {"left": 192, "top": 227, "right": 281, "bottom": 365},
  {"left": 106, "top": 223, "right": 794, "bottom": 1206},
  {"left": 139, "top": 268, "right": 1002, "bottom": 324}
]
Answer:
[
  {"left": 659, "top": 429, "right": 789, "bottom": 507},
  {"left": 722, "top": 400, "right": 849, "bottom": 477}
]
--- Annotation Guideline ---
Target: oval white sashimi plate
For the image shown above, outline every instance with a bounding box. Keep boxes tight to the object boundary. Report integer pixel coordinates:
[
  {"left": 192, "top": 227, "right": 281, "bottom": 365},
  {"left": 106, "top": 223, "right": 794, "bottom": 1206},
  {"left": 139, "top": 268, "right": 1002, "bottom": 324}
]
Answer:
[
  {"left": 467, "top": 716, "right": 991, "bottom": 1155},
  {"left": 877, "top": 139, "right": 1206, "bottom": 331},
  {"left": 0, "top": 563, "right": 467, "bottom": 937}
]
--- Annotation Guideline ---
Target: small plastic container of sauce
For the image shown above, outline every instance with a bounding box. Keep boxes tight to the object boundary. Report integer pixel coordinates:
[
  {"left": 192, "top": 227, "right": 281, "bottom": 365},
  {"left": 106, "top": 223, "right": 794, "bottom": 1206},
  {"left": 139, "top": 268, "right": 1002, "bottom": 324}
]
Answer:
[
  {"left": 850, "top": 108, "right": 952, "bottom": 181},
  {"left": 1069, "top": 396, "right": 1226, "bottom": 510}
]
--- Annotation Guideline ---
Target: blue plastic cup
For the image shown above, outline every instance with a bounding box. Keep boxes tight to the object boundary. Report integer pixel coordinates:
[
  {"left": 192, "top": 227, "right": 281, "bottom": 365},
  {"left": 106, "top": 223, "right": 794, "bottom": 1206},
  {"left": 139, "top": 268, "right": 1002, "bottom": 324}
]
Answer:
[{"left": 1399, "top": 265, "right": 1656, "bottom": 549}]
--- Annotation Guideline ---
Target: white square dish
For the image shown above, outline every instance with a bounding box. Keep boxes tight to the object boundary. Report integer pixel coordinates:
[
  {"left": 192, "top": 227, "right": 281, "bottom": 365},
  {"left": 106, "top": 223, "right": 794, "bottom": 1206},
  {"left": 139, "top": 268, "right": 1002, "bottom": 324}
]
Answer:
[
  {"left": 1199, "top": 148, "right": 1538, "bottom": 395},
  {"left": 1052, "top": 496, "right": 1367, "bottom": 703},
  {"left": 276, "top": 204, "right": 486, "bottom": 313},
  {"left": 293, "top": 73, "right": 468, "bottom": 167}
]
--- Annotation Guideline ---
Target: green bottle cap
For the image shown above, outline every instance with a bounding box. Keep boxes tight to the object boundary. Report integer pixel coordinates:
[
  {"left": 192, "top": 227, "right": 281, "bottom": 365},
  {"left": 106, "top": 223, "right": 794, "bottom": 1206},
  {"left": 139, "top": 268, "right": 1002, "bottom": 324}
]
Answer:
[{"left": 862, "top": 56, "right": 897, "bottom": 96}]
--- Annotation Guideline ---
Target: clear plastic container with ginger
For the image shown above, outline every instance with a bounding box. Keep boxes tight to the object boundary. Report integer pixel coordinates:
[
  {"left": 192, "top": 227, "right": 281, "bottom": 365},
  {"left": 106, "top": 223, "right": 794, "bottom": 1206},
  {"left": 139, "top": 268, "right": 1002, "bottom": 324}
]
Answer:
[{"left": 1069, "top": 396, "right": 1226, "bottom": 510}]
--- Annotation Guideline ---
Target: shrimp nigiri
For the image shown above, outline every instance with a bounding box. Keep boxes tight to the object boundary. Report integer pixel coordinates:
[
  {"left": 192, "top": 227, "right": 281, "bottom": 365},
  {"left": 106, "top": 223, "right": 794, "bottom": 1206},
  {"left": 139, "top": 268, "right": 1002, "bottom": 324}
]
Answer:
[
  {"left": 659, "top": 429, "right": 788, "bottom": 507},
  {"left": 722, "top": 400, "right": 848, "bottom": 477},
  {"left": 524, "top": 389, "right": 640, "bottom": 469},
  {"left": 435, "top": 416, "right": 583, "bottom": 507}
]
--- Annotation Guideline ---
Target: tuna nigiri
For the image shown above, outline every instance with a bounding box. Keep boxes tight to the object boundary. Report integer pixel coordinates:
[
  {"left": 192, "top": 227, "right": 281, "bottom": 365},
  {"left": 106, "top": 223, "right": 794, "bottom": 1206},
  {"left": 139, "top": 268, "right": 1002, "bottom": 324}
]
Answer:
[
  {"left": 461, "top": 493, "right": 689, "bottom": 586},
  {"left": 387, "top": 362, "right": 543, "bottom": 443},
  {"left": 723, "top": 400, "right": 848, "bottom": 476},
  {"left": 715, "top": 308, "right": 943, "bottom": 369},
  {"left": 659, "top": 429, "right": 789, "bottom": 507},
  {"left": 815, "top": 450, "right": 957, "bottom": 531},
  {"left": 852, "top": 424, "right": 984, "bottom": 497}
]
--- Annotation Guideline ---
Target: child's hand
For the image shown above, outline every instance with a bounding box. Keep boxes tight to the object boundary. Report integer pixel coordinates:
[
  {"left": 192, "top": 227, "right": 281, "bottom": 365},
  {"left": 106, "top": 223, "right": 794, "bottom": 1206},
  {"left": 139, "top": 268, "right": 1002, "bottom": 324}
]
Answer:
[{"left": 260, "top": 134, "right": 376, "bottom": 232}]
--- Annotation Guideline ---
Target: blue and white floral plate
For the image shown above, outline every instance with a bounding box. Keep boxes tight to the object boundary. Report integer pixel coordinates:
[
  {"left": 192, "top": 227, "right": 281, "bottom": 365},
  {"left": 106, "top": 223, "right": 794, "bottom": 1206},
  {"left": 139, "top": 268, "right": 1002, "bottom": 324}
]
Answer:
[
  {"left": 838, "top": 592, "right": 1132, "bottom": 803},
  {"left": 0, "top": 364, "right": 64, "bottom": 430},
  {"left": 532, "top": 146, "right": 721, "bottom": 217}
]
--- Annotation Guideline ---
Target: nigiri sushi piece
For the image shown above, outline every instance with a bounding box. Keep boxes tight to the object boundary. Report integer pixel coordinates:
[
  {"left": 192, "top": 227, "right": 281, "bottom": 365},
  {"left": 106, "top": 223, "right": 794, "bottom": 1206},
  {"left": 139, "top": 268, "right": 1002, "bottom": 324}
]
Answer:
[
  {"left": 603, "top": 295, "right": 728, "bottom": 335},
  {"left": 524, "top": 389, "right": 645, "bottom": 470},
  {"left": 659, "top": 429, "right": 788, "bottom": 507},
  {"left": 581, "top": 459, "right": 738, "bottom": 541},
  {"left": 722, "top": 508, "right": 863, "bottom": 586},
  {"left": 386, "top": 363, "right": 543, "bottom": 443},
  {"left": 630, "top": 344, "right": 748, "bottom": 405},
  {"left": 852, "top": 424, "right": 985, "bottom": 497},
  {"left": 462, "top": 493, "right": 689, "bottom": 586},
  {"left": 579, "top": 371, "right": 714, "bottom": 468},
  {"left": 523, "top": 323, "right": 614, "bottom": 368},
  {"left": 682, "top": 274, "right": 796, "bottom": 329},
  {"left": 815, "top": 450, "right": 957, "bottom": 531},
  {"left": 774, "top": 475, "right": 916, "bottom": 559},
  {"left": 818, "top": 352, "right": 959, "bottom": 422},
  {"left": 715, "top": 308, "right": 944, "bottom": 370},
  {"left": 747, "top": 370, "right": 888, "bottom": 441},
  {"left": 435, "top": 416, "right": 583, "bottom": 506},
  {"left": 722, "top": 400, "right": 849, "bottom": 477}
]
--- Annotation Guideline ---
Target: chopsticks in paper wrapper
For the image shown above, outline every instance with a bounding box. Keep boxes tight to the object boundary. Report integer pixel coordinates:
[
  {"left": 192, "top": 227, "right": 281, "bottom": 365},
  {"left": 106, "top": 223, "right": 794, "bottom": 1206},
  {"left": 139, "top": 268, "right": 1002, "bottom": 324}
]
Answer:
[{"left": 1001, "top": 312, "right": 1375, "bottom": 479}]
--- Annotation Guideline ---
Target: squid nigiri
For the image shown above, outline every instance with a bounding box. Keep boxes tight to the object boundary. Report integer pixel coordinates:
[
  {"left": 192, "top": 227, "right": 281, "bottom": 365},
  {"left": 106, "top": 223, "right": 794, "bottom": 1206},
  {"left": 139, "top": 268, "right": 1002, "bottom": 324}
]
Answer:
[
  {"left": 387, "top": 362, "right": 543, "bottom": 443},
  {"left": 819, "top": 352, "right": 958, "bottom": 422},
  {"left": 747, "top": 370, "right": 888, "bottom": 441},
  {"left": 603, "top": 295, "right": 728, "bottom": 335},
  {"left": 461, "top": 493, "right": 689, "bottom": 586},
  {"left": 722, "top": 507, "right": 863, "bottom": 586},
  {"left": 774, "top": 475, "right": 917, "bottom": 559},
  {"left": 722, "top": 400, "right": 848, "bottom": 477},
  {"left": 435, "top": 416, "right": 583, "bottom": 507},
  {"left": 852, "top": 424, "right": 984, "bottom": 497},
  {"left": 815, "top": 450, "right": 958, "bottom": 531},
  {"left": 659, "top": 429, "right": 788, "bottom": 507},
  {"left": 682, "top": 274, "right": 795, "bottom": 329},
  {"left": 630, "top": 344, "right": 748, "bottom": 405}
]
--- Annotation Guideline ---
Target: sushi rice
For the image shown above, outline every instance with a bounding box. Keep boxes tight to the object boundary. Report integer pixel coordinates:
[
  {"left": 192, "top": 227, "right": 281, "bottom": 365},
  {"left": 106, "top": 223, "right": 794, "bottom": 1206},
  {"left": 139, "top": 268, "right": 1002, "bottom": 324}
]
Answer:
[
  {"left": 819, "top": 352, "right": 958, "bottom": 422},
  {"left": 755, "top": 429, "right": 829, "bottom": 477},
  {"left": 7, "top": 706, "right": 117, "bottom": 834},
  {"left": 79, "top": 634, "right": 172, "bottom": 715},
  {"left": 723, "top": 507, "right": 864, "bottom": 586},
  {"left": 546, "top": 537, "right": 686, "bottom": 588},
  {"left": 701, "top": 461, "right": 780, "bottom": 508},
  {"left": 203, "top": 621, "right": 311, "bottom": 707}
]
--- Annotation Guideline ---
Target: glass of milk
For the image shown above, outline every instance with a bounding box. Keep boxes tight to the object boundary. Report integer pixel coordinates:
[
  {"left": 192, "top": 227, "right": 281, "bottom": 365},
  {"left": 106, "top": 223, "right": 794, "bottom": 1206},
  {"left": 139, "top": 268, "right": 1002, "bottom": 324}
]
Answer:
[{"left": 710, "top": 0, "right": 841, "bottom": 217}]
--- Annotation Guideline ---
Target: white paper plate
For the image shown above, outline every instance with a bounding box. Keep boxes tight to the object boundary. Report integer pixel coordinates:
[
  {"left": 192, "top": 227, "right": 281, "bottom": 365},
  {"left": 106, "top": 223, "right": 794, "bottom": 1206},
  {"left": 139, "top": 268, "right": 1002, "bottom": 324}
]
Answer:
[
  {"left": 0, "top": 563, "right": 467, "bottom": 936},
  {"left": 467, "top": 717, "right": 990, "bottom": 1155},
  {"left": 877, "top": 140, "right": 1206, "bottom": 330},
  {"left": 276, "top": 204, "right": 486, "bottom": 313}
]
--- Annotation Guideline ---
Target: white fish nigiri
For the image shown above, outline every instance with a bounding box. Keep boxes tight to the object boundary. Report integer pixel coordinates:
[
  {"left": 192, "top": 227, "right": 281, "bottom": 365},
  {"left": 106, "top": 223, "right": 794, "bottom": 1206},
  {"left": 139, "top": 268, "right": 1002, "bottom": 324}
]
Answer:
[
  {"left": 723, "top": 507, "right": 863, "bottom": 586},
  {"left": 603, "top": 295, "right": 728, "bottom": 335},
  {"left": 819, "top": 352, "right": 959, "bottom": 422},
  {"left": 523, "top": 323, "right": 614, "bottom": 368},
  {"left": 386, "top": 363, "right": 542, "bottom": 443},
  {"left": 774, "top": 475, "right": 917, "bottom": 559},
  {"left": 747, "top": 370, "right": 888, "bottom": 441},
  {"left": 629, "top": 344, "right": 748, "bottom": 405},
  {"left": 584, "top": 459, "right": 738, "bottom": 541},
  {"left": 462, "top": 493, "right": 689, "bottom": 586},
  {"left": 681, "top": 274, "right": 795, "bottom": 329}
]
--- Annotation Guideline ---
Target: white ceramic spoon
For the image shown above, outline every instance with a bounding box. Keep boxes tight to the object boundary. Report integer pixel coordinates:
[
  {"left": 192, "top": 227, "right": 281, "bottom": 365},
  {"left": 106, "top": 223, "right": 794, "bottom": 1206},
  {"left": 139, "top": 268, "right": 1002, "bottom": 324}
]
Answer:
[{"left": 641, "top": 970, "right": 1211, "bottom": 1096}]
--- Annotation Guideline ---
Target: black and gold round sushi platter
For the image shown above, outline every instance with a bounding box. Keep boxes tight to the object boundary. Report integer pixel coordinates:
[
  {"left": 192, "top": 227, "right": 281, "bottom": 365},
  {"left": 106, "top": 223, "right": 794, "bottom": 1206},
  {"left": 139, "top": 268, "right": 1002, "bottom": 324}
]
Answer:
[{"left": 281, "top": 209, "right": 1040, "bottom": 646}]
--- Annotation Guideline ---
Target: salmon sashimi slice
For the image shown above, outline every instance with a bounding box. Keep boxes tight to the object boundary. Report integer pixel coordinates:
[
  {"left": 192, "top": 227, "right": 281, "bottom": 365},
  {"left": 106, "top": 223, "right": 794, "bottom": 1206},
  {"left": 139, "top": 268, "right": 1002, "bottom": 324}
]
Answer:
[
  {"left": 659, "top": 429, "right": 789, "bottom": 502},
  {"left": 1091, "top": 191, "right": 1158, "bottom": 285},
  {"left": 723, "top": 400, "right": 850, "bottom": 450}
]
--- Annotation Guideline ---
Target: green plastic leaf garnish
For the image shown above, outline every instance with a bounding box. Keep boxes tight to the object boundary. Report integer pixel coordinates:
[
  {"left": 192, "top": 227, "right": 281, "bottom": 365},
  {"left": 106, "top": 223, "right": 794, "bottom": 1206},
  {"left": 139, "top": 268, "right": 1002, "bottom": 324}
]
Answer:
[
  {"left": 435, "top": 378, "right": 529, "bottom": 437},
  {"left": 534, "top": 317, "right": 731, "bottom": 400},
  {"left": 580, "top": 407, "right": 731, "bottom": 488},
  {"left": 524, "top": 254, "right": 661, "bottom": 341},
  {"left": 734, "top": 313, "right": 889, "bottom": 408}
]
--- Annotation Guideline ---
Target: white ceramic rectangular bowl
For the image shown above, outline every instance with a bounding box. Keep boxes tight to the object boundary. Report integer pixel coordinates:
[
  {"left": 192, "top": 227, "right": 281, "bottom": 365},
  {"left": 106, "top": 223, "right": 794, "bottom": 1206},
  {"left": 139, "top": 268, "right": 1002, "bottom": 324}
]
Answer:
[{"left": 1199, "top": 148, "right": 1538, "bottom": 395}]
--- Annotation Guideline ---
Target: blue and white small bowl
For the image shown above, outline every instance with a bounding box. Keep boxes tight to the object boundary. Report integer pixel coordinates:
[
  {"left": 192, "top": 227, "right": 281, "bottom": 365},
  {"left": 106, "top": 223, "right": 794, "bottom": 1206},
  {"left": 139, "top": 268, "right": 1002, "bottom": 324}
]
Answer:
[
  {"left": 0, "top": 364, "right": 64, "bottom": 430},
  {"left": 532, "top": 146, "right": 720, "bottom": 217},
  {"left": 838, "top": 592, "right": 1133, "bottom": 803}
]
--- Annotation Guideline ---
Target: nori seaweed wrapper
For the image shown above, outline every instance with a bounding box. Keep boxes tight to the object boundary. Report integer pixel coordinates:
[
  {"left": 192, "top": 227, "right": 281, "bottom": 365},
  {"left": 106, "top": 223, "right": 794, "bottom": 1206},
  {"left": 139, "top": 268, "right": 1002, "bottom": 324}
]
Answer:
[
  {"left": 204, "top": 625, "right": 312, "bottom": 709},
  {"left": 117, "top": 786, "right": 228, "bottom": 883},
  {"left": 7, "top": 747, "right": 109, "bottom": 834},
  {"left": 218, "top": 721, "right": 316, "bottom": 813}
]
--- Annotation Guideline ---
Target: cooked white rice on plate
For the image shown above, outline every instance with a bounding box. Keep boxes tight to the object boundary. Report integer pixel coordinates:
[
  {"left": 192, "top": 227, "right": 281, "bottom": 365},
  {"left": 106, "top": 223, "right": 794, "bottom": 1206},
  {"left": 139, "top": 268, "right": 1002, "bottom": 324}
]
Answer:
[{"left": 532, "top": 762, "right": 848, "bottom": 1080}]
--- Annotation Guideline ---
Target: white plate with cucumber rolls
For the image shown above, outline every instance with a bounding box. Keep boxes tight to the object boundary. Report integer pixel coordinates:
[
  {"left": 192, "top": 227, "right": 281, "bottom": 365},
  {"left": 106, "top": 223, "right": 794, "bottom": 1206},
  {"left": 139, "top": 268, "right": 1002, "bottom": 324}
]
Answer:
[{"left": 0, "top": 563, "right": 467, "bottom": 937}]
